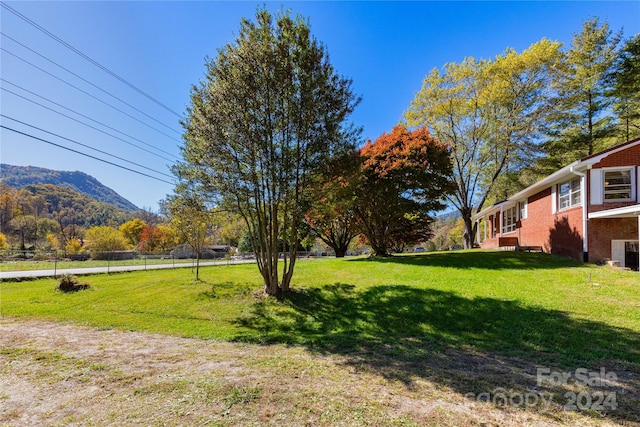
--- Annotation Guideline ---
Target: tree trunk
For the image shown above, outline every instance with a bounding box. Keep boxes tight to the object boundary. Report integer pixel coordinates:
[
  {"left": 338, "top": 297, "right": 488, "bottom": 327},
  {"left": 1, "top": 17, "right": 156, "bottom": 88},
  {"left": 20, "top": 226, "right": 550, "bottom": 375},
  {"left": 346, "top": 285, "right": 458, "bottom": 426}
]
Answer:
[
  {"left": 463, "top": 215, "right": 476, "bottom": 249},
  {"left": 195, "top": 251, "right": 200, "bottom": 281}
]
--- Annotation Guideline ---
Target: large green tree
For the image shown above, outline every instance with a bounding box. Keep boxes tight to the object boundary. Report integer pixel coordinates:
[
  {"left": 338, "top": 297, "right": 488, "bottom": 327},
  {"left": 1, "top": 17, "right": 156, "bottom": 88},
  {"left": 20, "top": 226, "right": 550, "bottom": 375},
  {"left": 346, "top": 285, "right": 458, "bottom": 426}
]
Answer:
[
  {"left": 544, "top": 17, "right": 622, "bottom": 167},
  {"left": 610, "top": 34, "right": 640, "bottom": 142},
  {"left": 176, "top": 8, "right": 360, "bottom": 295},
  {"left": 305, "top": 152, "right": 361, "bottom": 258},
  {"left": 406, "top": 39, "right": 562, "bottom": 248}
]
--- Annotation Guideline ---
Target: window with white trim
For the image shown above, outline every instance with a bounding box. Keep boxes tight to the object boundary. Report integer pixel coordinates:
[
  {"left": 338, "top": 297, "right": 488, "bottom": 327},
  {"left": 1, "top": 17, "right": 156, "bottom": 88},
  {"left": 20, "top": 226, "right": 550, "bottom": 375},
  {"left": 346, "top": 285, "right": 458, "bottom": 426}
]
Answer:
[
  {"left": 558, "top": 178, "right": 581, "bottom": 210},
  {"left": 519, "top": 200, "right": 528, "bottom": 220},
  {"left": 502, "top": 206, "right": 517, "bottom": 234},
  {"left": 492, "top": 215, "right": 498, "bottom": 237},
  {"left": 604, "top": 169, "right": 633, "bottom": 201}
]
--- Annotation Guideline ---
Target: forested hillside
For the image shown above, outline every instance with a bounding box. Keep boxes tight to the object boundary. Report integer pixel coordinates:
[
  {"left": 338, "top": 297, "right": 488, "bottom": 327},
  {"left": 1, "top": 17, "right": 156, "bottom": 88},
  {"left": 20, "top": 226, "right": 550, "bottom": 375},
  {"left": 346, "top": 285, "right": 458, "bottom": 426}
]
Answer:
[
  {"left": 0, "top": 182, "right": 136, "bottom": 250},
  {"left": 0, "top": 164, "right": 139, "bottom": 212}
]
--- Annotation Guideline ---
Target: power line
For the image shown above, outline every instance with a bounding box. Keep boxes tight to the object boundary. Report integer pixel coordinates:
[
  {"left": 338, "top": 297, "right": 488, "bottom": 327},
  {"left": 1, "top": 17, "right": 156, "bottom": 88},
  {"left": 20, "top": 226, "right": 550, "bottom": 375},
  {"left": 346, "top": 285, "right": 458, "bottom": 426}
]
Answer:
[
  {"left": 1, "top": 80, "right": 179, "bottom": 161},
  {"left": 2, "top": 84, "right": 177, "bottom": 162},
  {"left": 1, "top": 114, "right": 174, "bottom": 179},
  {"left": 1, "top": 125, "right": 175, "bottom": 185},
  {"left": 0, "top": 32, "right": 182, "bottom": 137},
  {"left": 0, "top": 2, "right": 182, "bottom": 118},
  {"left": 1, "top": 46, "right": 182, "bottom": 143}
]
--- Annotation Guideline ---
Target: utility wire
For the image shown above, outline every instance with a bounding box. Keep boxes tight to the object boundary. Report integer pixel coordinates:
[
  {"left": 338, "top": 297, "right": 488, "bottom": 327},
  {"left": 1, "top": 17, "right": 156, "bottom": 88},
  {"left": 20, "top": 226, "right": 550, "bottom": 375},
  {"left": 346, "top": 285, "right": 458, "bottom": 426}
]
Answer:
[
  {"left": 2, "top": 47, "right": 182, "bottom": 143},
  {"left": 1, "top": 114, "right": 174, "bottom": 179},
  {"left": 0, "top": 32, "right": 182, "bottom": 136},
  {"left": 1, "top": 125, "right": 174, "bottom": 185},
  {"left": 0, "top": 2, "right": 182, "bottom": 118},
  {"left": 1, "top": 80, "right": 179, "bottom": 161},
  {"left": 3, "top": 86, "right": 176, "bottom": 163}
]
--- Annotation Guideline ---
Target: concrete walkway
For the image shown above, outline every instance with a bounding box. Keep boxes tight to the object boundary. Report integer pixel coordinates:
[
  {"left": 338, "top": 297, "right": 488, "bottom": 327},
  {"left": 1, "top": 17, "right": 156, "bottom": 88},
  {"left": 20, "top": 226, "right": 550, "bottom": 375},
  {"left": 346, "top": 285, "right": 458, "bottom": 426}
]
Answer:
[{"left": 0, "top": 259, "right": 256, "bottom": 280}]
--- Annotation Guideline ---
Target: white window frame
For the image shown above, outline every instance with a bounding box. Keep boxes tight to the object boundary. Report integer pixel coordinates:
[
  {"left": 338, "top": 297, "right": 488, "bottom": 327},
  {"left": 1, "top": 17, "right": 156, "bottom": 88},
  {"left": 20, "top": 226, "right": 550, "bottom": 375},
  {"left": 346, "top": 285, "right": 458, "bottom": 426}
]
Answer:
[
  {"left": 558, "top": 178, "right": 581, "bottom": 211},
  {"left": 603, "top": 167, "right": 635, "bottom": 202},
  {"left": 519, "top": 199, "right": 528, "bottom": 220},
  {"left": 492, "top": 214, "right": 498, "bottom": 238},
  {"left": 502, "top": 205, "right": 517, "bottom": 234}
]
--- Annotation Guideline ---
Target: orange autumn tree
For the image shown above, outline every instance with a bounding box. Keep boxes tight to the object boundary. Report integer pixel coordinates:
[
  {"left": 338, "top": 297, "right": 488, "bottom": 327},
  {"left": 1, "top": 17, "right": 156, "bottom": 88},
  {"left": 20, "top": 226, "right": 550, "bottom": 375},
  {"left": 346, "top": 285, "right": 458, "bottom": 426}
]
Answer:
[
  {"left": 139, "top": 225, "right": 165, "bottom": 253},
  {"left": 354, "top": 124, "right": 453, "bottom": 256}
]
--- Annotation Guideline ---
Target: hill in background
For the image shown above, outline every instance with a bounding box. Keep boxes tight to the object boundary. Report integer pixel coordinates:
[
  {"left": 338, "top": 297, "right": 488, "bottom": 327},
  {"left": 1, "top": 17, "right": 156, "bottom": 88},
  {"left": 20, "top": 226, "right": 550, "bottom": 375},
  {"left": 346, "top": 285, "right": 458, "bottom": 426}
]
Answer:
[{"left": 0, "top": 164, "right": 139, "bottom": 212}]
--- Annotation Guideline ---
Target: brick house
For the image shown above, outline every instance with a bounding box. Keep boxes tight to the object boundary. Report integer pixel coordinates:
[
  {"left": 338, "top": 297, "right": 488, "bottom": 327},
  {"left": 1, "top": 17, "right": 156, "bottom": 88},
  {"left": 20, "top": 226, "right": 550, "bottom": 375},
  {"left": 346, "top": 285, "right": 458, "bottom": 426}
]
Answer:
[{"left": 473, "top": 138, "right": 640, "bottom": 271}]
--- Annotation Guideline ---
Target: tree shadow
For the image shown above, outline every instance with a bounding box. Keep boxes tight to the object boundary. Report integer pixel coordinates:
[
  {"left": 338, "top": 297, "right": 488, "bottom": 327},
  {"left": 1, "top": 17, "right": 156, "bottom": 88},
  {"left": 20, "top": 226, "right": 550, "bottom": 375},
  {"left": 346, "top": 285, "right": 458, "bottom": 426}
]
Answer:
[
  {"left": 197, "top": 281, "right": 257, "bottom": 300},
  {"left": 234, "top": 283, "right": 640, "bottom": 423},
  {"left": 548, "top": 216, "right": 584, "bottom": 261},
  {"left": 348, "top": 250, "right": 583, "bottom": 270}
]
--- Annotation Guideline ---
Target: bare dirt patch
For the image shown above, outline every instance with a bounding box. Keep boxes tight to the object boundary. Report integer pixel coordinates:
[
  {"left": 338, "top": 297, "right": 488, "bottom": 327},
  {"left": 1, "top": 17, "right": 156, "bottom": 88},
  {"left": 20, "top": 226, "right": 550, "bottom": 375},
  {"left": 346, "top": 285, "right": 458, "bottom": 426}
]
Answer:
[{"left": 0, "top": 318, "right": 635, "bottom": 426}]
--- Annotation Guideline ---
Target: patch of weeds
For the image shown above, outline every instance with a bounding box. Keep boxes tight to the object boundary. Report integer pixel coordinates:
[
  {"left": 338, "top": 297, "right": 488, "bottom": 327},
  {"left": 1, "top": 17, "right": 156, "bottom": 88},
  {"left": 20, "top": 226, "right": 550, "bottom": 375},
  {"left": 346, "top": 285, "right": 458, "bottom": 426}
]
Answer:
[
  {"left": 89, "top": 363, "right": 107, "bottom": 371},
  {"left": 223, "top": 386, "right": 261, "bottom": 408},
  {"left": 56, "top": 274, "right": 90, "bottom": 293}
]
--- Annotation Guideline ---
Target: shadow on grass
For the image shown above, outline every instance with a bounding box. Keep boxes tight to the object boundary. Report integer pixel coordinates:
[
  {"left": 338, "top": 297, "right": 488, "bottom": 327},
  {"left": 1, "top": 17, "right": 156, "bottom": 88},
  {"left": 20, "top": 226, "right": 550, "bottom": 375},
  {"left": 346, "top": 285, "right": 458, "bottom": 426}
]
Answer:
[
  {"left": 348, "top": 250, "right": 584, "bottom": 270},
  {"left": 234, "top": 283, "right": 640, "bottom": 423}
]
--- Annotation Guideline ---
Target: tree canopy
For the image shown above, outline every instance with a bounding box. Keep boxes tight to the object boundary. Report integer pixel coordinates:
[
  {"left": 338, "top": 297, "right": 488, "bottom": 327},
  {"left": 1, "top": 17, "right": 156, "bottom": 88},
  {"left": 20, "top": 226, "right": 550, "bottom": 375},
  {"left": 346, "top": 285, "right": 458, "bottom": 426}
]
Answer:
[
  {"left": 405, "top": 39, "right": 562, "bottom": 248},
  {"left": 175, "top": 8, "right": 360, "bottom": 294},
  {"left": 354, "top": 125, "right": 452, "bottom": 256}
]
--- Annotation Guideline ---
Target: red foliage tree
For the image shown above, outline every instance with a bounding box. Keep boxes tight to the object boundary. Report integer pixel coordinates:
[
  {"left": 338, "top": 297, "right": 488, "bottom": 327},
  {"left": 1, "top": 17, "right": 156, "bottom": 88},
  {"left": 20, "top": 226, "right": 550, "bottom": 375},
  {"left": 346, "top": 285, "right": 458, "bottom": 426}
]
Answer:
[
  {"left": 355, "top": 125, "right": 453, "bottom": 256},
  {"left": 139, "top": 225, "right": 165, "bottom": 253}
]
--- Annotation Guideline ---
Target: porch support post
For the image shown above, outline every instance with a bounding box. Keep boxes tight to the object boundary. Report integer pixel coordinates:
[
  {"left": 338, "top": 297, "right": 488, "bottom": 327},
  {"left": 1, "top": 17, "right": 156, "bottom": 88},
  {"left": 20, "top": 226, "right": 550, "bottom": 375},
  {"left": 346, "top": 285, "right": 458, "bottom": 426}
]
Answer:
[{"left": 484, "top": 217, "right": 487, "bottom": 241}]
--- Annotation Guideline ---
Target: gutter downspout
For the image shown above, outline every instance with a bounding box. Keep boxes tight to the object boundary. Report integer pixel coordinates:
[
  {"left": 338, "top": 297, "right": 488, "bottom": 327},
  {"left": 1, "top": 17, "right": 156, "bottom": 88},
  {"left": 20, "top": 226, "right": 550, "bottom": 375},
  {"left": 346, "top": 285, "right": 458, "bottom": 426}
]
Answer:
[{"left": 571, "top": 166, "right": 589, "bottom": 262}]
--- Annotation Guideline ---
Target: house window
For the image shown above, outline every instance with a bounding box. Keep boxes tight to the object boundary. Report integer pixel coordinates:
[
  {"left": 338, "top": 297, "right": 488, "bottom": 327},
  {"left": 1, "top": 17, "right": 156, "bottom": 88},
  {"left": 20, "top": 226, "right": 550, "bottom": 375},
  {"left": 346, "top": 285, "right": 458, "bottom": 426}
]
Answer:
[
  {"left": 604, "top": 169, "right": 633, "bottom": 201},
  {"left": 502, "top": 206, "right": 517, "bottom": 234},
  {"left": 558, "top": 178, "right": 581, "bottom": 210},
  {"left": 519, "top": 200, "right": 528, "bottom": 220},
  {"left": 492, "top": 215, "right": 498, "bottom": 238}
]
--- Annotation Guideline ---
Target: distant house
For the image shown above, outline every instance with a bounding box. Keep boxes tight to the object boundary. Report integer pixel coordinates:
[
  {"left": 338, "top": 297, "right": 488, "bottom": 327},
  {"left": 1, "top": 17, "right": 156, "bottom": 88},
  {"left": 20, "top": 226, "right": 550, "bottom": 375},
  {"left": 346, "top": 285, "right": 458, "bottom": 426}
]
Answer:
[
  {"left": 170, "top": 244, "right": 231, "bottom": 259},
  {"left": 473, "top": 138, "right": 640, "bottom": 271}
]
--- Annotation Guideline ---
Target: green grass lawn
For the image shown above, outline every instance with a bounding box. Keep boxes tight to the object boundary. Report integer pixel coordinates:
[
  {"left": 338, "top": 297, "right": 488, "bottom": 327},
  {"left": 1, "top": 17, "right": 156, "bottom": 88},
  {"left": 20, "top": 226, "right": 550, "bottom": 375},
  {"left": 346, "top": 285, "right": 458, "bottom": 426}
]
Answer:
[
  {"left": 2, "top": 250, "right": 639, "bottom": 425},
  {"left": 2, "top": 251, "right": 639, "bottom": 364}
]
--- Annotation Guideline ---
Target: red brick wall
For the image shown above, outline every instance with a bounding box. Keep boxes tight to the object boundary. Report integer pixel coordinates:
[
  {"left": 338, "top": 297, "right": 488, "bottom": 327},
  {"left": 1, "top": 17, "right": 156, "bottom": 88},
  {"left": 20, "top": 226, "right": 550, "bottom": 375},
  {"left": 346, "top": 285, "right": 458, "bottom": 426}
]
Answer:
[
  {"left": 585, "top": 144, "right": 639, "bottom": 263},
  {"left": 478, "top": 142, "right": 639, "bottom": 262},
  {"left": 517, "top": 187, "right": 584, "bottom": 260},
  {"left": 478, "top": 186, "right": 585, "bottom": 260},
  {"left": 587, "top": 146, "right": 640, "bottom": 215},
  {"left": 589, "top": 218, "right": 639, "bottom": 263},
  {"left": 591, "top": 144, "right": 640, "bottom": 168}
]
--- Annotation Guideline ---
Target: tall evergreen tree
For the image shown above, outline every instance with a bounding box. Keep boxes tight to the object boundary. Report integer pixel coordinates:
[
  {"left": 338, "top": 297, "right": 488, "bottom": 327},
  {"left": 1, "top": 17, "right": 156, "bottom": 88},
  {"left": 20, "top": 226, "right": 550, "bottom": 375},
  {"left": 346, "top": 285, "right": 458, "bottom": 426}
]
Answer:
[
  {"left": 610, "top": 34, "right": 640, "bottom": 142},
  {"left": 544, "top": 17, "right": 622, "bottom": 169}
]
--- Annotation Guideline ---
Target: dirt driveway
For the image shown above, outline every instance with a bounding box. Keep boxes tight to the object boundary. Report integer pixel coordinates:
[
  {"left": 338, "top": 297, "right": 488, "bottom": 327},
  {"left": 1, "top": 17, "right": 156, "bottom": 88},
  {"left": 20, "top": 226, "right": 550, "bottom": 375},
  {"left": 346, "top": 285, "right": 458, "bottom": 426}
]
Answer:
[{"left": 0, "top": 318, "right": 633, "bottom": 426}]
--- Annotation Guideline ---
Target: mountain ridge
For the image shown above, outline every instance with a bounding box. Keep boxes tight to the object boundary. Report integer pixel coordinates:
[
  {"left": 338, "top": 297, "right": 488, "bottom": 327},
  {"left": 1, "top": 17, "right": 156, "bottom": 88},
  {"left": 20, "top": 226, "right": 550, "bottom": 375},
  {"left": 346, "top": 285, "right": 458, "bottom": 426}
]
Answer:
[{"left": 0, "top": 164, "right": 139, "bottom": 212}]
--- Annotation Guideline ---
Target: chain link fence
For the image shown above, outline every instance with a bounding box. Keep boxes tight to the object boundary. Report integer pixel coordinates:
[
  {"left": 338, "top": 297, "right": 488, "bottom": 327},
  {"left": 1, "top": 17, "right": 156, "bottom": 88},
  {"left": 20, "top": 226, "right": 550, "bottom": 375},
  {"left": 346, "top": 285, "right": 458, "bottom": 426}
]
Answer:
[{"left": 0, "top": 249, "right": 321, "bottom": 276}]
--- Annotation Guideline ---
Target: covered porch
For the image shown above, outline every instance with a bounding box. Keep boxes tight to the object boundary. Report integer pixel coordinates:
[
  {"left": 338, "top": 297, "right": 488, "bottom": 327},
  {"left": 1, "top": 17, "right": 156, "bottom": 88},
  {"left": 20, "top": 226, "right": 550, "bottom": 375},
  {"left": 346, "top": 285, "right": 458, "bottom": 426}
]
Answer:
[{"left": 473, "top": 201, "right": 521, "bottom": 249}]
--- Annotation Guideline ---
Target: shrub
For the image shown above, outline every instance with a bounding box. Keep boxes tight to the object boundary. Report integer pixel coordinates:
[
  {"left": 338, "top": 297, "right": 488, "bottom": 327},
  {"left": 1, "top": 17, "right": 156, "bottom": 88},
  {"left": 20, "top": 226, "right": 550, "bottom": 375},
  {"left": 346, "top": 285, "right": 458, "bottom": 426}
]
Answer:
[{"left": 57, "top": 274, "right": 90, "bottom": 293}]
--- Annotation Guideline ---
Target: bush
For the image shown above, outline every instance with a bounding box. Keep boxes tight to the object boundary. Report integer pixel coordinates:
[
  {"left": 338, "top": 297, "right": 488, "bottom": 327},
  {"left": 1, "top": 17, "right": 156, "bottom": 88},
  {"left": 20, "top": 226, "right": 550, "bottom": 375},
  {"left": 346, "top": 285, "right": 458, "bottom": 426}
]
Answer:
[{"left": 57, "top": 274, "right": 90, "bottom": 293}]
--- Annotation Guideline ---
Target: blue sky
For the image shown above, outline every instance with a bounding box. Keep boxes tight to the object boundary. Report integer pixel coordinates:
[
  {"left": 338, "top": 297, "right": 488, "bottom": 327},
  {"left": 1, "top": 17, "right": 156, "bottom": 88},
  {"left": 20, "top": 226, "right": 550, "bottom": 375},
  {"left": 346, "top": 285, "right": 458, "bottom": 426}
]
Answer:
[{"left": 1, "top": 1, "right": 639, "bottom": 210}]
